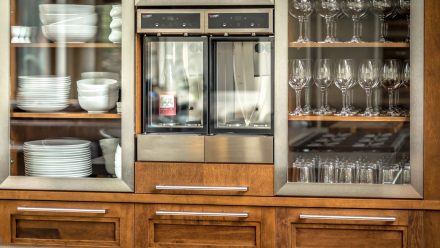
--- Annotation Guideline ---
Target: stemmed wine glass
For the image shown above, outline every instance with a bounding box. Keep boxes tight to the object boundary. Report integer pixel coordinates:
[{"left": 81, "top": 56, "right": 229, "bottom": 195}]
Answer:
[
  {"left": 381, "top": 59, "right": 401, "bottom": 116},
  {"left": 341, "top": 0, "right": 371, "bottom": 43},
  {"left": 358, "top": 59, "right": 380, "bottom": 116},
  {"left": 396, "top": 60, "right": 410, "bottom": 115},
  {"left": 335, "top": 59, "right": 356, "bottom": 116},
  {"left": 289, "top": 0, "right": 314, "bottom": 43},
  {"left": 316, "top": 0, "right": 342, "bottom": 43},
  {"left": 371, "top": 0, "right": 396, "bottom": 42},
  {"left": 289, "top": 59, "right": 312, "bottom": 116},
  {"left": 314, "top": 59, "right": 334, "bottom": 115},
  {"left": 399, "top": 0, "right": 410, "bottom": 42}
]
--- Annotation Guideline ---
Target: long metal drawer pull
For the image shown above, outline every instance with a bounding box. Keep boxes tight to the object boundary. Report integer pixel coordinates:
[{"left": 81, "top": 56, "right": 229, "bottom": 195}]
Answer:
[
  {"left": 155, "top": 185, "right": 248, "bottom": 192},
  {"left": 299, "top": 214, "right": 396, "bottom": 222},
  {"left": 156, "top": 211, "right": 249, "bottom": 218},
  {"left": 17, "top": 207, "right": 107, "bottom": 214}
]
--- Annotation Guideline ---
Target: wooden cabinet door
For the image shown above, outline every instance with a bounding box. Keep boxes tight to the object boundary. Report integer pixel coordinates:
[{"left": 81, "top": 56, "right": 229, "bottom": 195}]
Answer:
[
  {"left": 135, "top": 204, "right": 276, "bottom": 248},
  {"left": 0, "top": 200, "right": 134, "bottom": 247},
  {"left": 277, "top": 208, "right": 410, "bottom": 248},
  {"left": 135, "top": 162, "right": 274, "bottom": 196}
]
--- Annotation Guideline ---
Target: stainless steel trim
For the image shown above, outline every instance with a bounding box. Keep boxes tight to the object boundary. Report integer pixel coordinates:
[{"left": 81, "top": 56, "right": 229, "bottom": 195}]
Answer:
[
  {"left": 17, "top": 207, "right": 107, "bottom": 214},
  {"left": 155, "top": 185, "right": 248, "bottom": 191},
  {"left": 0, "top": 0, "right": 10, "bottom": 185},
  {"left": 205, "top": 9, "right": 274, "bottom": 35},
  {"left": 137, "top": 9, "right": 205, "bottom": 34},
  {"left": 136, "top": 0, "right": 274, "bottom": 6},
  {"left": 205, "top": 135, "right": 273, "bottom": 163},
  {"left": 155, "top": 211, "right": 249, "bottom": 218},
  {"left": 299, "top": 214, "right": 396, "bottom": 222},
  {"left": 121, "top": 0, "right": 136, "bottom": 192},
  {"left": 137, "top": 134, "right": 205, "bottom": 162}
]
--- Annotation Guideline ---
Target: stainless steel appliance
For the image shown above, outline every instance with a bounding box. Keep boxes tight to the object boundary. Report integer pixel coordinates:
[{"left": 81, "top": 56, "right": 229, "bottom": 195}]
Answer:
[{"left": 137, "top": 7, "right": 274, "bottom": 163}]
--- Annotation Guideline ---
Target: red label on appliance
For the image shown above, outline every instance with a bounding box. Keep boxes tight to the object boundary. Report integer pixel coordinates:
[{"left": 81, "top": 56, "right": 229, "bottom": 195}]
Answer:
[{"left": 159, "top": 93, "right": 176, "bottom": 116}]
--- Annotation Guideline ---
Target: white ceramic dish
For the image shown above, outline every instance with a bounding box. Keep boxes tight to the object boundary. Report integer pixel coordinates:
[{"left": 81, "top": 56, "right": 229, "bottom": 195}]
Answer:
[
  {"left": 42, "top": 25, "right": 97, "bottom": 43},
  {"left": 81, "top": 72, "right": 119, "bottom": 81},
  {"left": 77, "top": 78, "right": 119, "bottom": 89},
  {"left": 40, "top": 13, "right": 98, "bottom": 25},
  {"left": 39, "top": 4, "right": 95, "bottom": 14},
  {"left": 78, "top": 89, "right": 118, "bottom": 97},
  {"left": 17, "top": 105, "right": 68, "bottom": 112},
  {"left": 78, "top": 95, "right": 118, "bottom": 113}
]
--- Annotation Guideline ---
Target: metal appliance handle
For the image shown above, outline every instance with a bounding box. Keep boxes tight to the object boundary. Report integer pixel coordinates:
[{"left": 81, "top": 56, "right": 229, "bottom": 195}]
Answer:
[
  {"left": 299, "top": 214, "right": 396, "bottom": 222},
  {"left": 17, "top": 207, "right": 108, "bottom": 214},
  {"left": 155, "top": 185, "right": 248, "bottom": 192},
  {"left": 156, "top": 210, "right": 249, "bottom": 218}
]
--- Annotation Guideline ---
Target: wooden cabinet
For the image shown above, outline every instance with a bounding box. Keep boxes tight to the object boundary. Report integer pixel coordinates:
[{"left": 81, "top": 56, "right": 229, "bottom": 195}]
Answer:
[
  {"left": 135, "top": 204, "right": 276, "bottom": 247},
  {"left": 135, "top": 162, "right": 274, "bottom": 196},
  {"left": 276, "top": 208, "right": 417, "bottom": 248},
  {"left": 0, "top": 201, "right": 134, "bottom": 247}
]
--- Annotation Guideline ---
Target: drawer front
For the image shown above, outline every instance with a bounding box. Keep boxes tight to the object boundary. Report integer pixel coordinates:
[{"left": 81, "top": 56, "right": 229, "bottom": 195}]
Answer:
[
  {"left": 1, "top": 201, "right": 134, "bottom": 247},
  {"left": 292, "top": 224, "right": 406, "bottom": 248},
  {"left": 135, "top": 204, "right": 275, "bottom": 248},
  {"left": 135, "top": 162, "right": 274, "bottom": 196},
  {"left": 276, "top": 208, "right": 410, "bottom": 248}
]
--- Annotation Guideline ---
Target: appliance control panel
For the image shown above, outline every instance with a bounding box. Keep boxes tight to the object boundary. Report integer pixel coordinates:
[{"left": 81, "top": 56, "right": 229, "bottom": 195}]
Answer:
[
  {"left": 137, "top": 10, "right": 204, "bottom": 34},
  {"left": 206, "top": 9, "right": 273, "bottom": 34}
]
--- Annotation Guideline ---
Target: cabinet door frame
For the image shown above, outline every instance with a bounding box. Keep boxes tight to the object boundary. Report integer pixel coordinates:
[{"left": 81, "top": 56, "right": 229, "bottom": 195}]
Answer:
[{"left": 0, "top": 0, "right": 135, "bottom": 192}]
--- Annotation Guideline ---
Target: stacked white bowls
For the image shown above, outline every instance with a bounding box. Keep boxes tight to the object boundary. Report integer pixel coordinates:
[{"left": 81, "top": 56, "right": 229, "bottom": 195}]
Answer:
[
  {"left": 17, "top": 76, "right": 71, "bottom": 112},
  {"left": 77, "top": 78, "right": 119, "bottom": 113},
  {"left": 108, "top": 5, "right": 121, "bottom": 43},
  {"left": 24, "top": 139, "right": 92, "bottom": 177},
  {"left": 39, "top": 4, "right": 97, "bottom": 43}
]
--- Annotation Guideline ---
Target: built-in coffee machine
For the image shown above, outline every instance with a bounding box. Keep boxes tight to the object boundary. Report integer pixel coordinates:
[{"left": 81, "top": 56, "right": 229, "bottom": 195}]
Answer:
[{"left": 136, "top": 3, "right": 274, "bottom": 163}]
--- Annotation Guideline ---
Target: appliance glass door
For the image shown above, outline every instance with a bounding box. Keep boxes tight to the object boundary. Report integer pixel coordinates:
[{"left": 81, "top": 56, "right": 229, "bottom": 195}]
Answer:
[
  {"left": 211, "top": 37, "right": 273, "bottom": 134},
  {"left": 143, "top": 36, "right": 207, "bottom": 133}
]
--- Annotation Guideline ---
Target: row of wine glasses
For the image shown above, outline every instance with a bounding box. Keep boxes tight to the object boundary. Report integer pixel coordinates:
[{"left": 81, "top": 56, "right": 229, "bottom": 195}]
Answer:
[
  {"left": 289, "top": 0, "right": 411, "bottom": 43},
  {"left": 289, "top": 155, "right": 410, "bottom": 184},
  {"left": 288, "top": 58, "right": 410, "bottom": 117}
]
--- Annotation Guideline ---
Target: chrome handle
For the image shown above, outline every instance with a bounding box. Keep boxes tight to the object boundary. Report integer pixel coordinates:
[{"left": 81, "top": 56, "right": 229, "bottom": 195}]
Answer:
[
  {"left": 155, "top": 211, "right": 249, "bottom": 218},
  {"left": 155, "top": 185, "right": 248, "bottom": 192},
  {"left": 17, "top": 207, "right": 107, "bottom": 214},
  {"left": 299, "top": 214, "right": 396, "bottom": 222}
]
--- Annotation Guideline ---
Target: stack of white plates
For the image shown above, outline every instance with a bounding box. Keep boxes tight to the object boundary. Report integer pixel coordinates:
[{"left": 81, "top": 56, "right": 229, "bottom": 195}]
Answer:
[
  {"left": 24, "top": 139, "right": 92, "bottom": 177},
  {"left": 17, "top": 76, "right": 71, "bottom": 112},
  {"left": 39, "top": 4, "right": 97, "bottom": 43}
]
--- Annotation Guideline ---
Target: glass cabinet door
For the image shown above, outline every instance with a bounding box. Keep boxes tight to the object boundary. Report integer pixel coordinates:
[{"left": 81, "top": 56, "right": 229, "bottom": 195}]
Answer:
[
  {"left": 143, "top": 37, "right": 207, "bottom": 133},
  {"left": 275, "top": 0, "right": 423, "bottom": 198},
  {"left": 0, "top": 0, "right": 134, "bottom": 191},
  {"left": 210, "top": 37, "right": 274, "bottom": 134}
]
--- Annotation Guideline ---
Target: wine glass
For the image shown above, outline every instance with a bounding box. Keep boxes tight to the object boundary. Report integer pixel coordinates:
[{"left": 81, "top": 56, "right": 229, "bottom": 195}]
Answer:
[
  {"left": 316, "top": 0, "right": 342, "bottom": 43},
  {"left": 381, "top": 59, "right": 401, "bottom": 116},
  {"left": 335, "top": 59, "right": 356, "bottom": 116},
  {"left": 397, "top": 60, "right": 410, "bottom": 115},
  {"left": 314, "top": 59, "right": 334, "bottom": 115},
  {"left": 289, "top": 0, "right": 314, "bottom": 43},
  {"left": 371, "top": 0, "right": 396, "bottom": 42},
  {"left": 289, "top": 59, "right": 312, "bottom": 116},
  {"left": 341, "top": 0, "right": 371, "bottom": 43},
  {"left": 358, "top": 59, "right": 380, "bottom": 116},
  {"left": 399, "top": 0, "right": 410, "bottom": 42}
]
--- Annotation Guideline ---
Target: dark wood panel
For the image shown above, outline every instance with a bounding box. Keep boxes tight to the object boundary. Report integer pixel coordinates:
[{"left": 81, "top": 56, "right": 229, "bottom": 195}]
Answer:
[
  {"left": 135, "top": 162, "right": 274, "bottom": 196},
  {"left": 423, "top": 211, "right": 440, "bottom": 248},
  {"left": 408, "top": 211, "right": 424, "bottom": 248},
  {"left": 292, "top": 224, "right": 406, "bottom": 248},
  {"left": 424, "top": 0, "right": 440, "bottom": 200}
]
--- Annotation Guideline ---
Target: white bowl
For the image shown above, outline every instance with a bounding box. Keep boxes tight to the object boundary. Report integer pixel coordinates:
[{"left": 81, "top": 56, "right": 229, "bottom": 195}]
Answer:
[
  {"left": 78, "top": 95, "right": 118, "bottom": 113},
  {"left": 42, "top": 25, "right": 97, "bottom": 43},
  {"left": 78, "top": 88, "right": 119, "bottom": 97},
  {"left": 77, "top": 78, "right": 119, "bottom": 90},
  {"left": 81, "top": 72, "right": 119, "bottom": 81},
  {"left": 39, "top": 4, "right": 95, "bottom": 14},
  {"left": 40, "top": 13, "right": 98, "bottom": 25}
]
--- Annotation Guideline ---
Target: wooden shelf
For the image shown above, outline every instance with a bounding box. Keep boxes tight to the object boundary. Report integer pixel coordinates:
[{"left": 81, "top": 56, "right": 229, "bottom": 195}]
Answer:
[
  {"left": 288, "top": 115, "right": 409, "bottom": 122},
  {"left": 11, "top": 112, "right": 121, "bottom": 119},
  {"left": 289, "top": 42, "right": 410, "bottom": 48},
  {"left": 11, "top": 43, "right": 120, "bottom": 48}
]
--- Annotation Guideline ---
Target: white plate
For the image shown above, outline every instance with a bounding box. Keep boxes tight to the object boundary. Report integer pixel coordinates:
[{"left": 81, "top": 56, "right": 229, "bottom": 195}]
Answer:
[
  {"left": 17, "top": 105, "right": 68, "bottom": 112},
  {"left": 25, "top": 139, "right": 91, "bottom": 147},
  {"left": 39, "top": 4, "right": 96, "bottom": 14}
]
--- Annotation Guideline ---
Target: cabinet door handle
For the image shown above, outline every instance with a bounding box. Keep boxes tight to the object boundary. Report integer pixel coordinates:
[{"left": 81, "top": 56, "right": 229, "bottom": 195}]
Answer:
[
  {"left": 17, "top": 207, "right": 107, "bottom": 214},
  {"left": 155, "top": 185, "right": 248, "bottom": 192},
  {"left": 155, "top": 210, "right": 249, "bottom": 218},
  {"left": 299, "top": 214, "right": 396, "bottom": 222}
]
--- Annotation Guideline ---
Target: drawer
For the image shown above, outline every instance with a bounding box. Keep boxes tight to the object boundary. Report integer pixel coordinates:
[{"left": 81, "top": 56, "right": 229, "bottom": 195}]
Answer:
[
  {"left": 135, "top": 204, "right": 275, "bottom": 247},
  {"left": 0, "top": 201, "right": 134, "bottom": 247},
  {"left": 135, "top": 162, "right": 273, "bottom": 196},
  {"left": 276, "top": 208, "right": 409, "bottom": 248}
]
